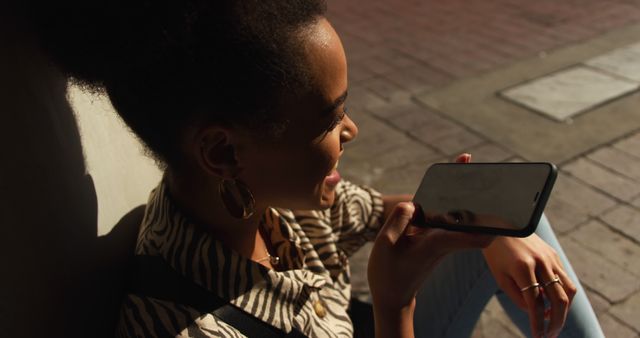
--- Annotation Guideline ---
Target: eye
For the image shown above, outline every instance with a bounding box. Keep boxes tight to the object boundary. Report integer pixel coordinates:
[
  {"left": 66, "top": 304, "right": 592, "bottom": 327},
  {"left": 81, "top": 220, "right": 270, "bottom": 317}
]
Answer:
[{"left": 327, "top": 107, "right": 347, "bottom": 131}]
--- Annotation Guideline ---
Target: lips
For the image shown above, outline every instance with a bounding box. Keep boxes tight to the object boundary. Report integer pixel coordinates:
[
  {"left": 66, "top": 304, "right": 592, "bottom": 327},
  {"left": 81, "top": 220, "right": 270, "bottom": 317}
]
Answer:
[{"left": 324, "top": 159, "right": 341, "bottom": 186}]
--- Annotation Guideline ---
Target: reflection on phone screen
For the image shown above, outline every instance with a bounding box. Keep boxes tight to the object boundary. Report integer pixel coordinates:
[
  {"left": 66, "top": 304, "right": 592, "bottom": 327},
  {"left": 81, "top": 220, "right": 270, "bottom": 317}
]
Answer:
[{"left": 413, "top": 164, "right": 552, "bottom": 230}]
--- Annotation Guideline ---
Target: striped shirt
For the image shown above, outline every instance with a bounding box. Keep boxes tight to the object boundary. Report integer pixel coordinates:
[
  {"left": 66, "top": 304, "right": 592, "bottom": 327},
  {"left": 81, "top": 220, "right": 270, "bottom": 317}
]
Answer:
[{"left": 116, "top": 179, "right": 384, "bottom": 337}]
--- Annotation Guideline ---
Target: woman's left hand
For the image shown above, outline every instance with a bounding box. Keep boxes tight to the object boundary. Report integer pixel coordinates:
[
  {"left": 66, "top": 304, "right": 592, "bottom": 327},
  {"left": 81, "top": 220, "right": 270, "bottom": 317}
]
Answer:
[
  {"left": 482, "top": 234, "right": 578, "bottom": 338},
  {"left": 454, "top": 153, "right": 577, "bottom": 338}
]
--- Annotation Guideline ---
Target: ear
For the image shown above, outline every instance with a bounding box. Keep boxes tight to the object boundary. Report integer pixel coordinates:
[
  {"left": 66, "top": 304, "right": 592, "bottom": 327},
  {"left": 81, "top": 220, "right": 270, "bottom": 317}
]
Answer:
[{"left": 194, "top": 126, "right": 242, "bottom": 179}]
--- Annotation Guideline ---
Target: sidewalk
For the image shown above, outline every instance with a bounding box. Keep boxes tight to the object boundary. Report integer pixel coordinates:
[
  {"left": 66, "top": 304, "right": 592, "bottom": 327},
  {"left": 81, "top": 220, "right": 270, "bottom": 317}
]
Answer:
[{"left": 327, "top": 1, "right": 640, "bottom": 336}]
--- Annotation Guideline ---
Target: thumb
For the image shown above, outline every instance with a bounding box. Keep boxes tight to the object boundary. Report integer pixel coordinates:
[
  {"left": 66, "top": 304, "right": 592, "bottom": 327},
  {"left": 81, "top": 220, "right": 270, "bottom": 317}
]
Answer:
[{"left": 378, "top": 202, "right": 416, "bottom": 243}]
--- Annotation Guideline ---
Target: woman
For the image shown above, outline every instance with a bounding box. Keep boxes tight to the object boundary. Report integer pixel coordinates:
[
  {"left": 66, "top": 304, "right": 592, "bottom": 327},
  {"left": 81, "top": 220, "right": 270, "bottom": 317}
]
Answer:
[{"left": 39, "top": 0, "right": 603, "bottom": 337}]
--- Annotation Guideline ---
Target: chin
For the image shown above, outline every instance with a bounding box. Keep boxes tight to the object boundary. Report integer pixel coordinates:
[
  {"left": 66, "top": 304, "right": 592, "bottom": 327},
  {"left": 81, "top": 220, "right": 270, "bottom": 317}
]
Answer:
[
  {"left": 318, "top": 188, "right": 336, "bottom": 209},
  {"left": 280, "top": 183, "right": 335, "bottom": 210},
  {"left": 276, "top": 190, "right": 334, "bottom": 210}
]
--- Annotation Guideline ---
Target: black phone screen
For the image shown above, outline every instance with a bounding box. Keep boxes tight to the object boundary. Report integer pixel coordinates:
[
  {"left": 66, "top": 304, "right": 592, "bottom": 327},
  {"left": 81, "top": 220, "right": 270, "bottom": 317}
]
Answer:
[{"left": 412, "top": 163, "right": 556, "bottom": 236}]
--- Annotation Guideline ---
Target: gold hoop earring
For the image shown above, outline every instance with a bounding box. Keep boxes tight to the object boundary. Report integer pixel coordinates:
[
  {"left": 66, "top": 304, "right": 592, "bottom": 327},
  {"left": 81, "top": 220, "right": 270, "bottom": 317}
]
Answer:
[{"left": 219, "top": 178, "right": 255, "bottom": 219}]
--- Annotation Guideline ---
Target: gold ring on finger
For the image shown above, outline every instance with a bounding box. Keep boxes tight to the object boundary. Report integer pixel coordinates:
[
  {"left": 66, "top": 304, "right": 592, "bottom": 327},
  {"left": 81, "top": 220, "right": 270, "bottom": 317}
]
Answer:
[
  {"left": 519, "top": 282, "right": 540, "bottom": 292},
  {"left": 542, "top": 274, "right": 563, "bottom": 288}
]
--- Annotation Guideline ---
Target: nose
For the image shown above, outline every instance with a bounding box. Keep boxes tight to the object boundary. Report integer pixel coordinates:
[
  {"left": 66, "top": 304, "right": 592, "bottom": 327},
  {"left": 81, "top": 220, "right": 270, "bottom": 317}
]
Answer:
[{"left": 340, "top": 113, "right": 358, "bottom": 144}]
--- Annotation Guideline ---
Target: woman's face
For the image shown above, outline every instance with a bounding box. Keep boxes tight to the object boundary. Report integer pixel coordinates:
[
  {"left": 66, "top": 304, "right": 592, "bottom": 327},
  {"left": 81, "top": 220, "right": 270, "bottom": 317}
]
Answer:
[{"left": 235, "top": 18, "right": 357, "bottom": 211}]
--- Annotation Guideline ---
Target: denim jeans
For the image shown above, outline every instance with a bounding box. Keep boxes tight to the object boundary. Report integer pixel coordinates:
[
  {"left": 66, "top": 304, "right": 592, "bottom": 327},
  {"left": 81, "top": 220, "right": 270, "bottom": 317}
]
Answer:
[{"left": 413, "top": 215, "right": 604, "bottom": 338}]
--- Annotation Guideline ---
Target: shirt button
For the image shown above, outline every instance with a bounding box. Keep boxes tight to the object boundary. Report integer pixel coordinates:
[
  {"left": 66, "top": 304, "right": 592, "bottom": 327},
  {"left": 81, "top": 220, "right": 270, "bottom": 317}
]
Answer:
[{"left": 313, "top": 300, "right": 326, "bottom": 318}]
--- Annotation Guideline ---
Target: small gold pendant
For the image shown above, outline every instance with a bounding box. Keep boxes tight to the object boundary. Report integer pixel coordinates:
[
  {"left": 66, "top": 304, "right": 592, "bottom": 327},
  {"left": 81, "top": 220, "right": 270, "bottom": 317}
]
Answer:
[{"left": 313, "top": 299, "right": 326, "bottom": 318}]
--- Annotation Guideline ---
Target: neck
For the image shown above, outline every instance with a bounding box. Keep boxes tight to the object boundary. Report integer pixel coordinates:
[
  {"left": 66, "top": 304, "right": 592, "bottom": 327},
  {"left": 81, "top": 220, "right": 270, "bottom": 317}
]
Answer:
[{"left": 164, "top": 168, "right": 269, "bottom": 261}]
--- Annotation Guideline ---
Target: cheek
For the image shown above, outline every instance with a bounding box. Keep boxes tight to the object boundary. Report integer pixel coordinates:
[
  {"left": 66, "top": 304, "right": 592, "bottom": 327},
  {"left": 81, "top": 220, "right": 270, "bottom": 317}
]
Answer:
[
  {"left": 294, "top": 138, "right": 342, "bottom": 206},
  {"left": 282, "top": 145, "right": 333, "bottom": 194},
  {"left": 238, "top": 127, "right": 343, "bottom": 209},
  {"left": 238, "top": 147, "right": 319, "bottom": 202}
]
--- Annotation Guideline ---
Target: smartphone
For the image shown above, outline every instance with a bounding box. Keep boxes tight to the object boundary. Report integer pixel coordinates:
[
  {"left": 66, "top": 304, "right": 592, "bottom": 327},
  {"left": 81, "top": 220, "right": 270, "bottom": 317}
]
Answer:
[{"left": 411, "top": 162, "right": 557, "bottom": 237}]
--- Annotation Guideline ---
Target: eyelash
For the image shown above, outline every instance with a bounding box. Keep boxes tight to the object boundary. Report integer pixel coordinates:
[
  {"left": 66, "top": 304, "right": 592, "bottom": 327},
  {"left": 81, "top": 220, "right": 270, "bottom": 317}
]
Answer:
[{"left": 328, "top": 107, "right": 348, "bottom": 131}]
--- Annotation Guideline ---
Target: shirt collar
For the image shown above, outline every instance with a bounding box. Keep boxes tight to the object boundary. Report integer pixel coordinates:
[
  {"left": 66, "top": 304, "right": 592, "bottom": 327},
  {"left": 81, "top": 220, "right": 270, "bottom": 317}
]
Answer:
[{"left": 135, "top": 180, "right": 331, "bottom": 331}]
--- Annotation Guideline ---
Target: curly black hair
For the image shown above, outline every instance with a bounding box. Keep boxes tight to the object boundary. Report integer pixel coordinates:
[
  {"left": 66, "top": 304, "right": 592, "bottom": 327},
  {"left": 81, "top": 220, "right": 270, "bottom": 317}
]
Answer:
[{"left": 32, "top": 0, "right": 327, "bottom": 168}]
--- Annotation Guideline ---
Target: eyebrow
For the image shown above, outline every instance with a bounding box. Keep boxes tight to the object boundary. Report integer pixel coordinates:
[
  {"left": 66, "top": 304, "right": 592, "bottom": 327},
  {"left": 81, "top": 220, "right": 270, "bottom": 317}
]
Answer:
[{"left": 322, "top": 90, "right": 348, "bottom": 115}]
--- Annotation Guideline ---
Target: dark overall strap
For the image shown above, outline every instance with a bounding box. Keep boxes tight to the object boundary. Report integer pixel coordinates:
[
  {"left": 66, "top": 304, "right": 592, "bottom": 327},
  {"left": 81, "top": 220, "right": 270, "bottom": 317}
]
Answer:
[
  {"left": 128, "top": 255, "right": 307, "bottom": 338},
  {"left": 347, "top": 298, "right": 375, "bottom": 338}
]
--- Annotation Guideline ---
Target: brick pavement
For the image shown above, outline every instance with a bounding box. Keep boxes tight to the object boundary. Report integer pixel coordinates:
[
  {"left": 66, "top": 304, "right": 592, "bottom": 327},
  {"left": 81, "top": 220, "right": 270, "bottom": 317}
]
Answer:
[{"left": 327, "top": 1, "right": 640, "bottom": 336}]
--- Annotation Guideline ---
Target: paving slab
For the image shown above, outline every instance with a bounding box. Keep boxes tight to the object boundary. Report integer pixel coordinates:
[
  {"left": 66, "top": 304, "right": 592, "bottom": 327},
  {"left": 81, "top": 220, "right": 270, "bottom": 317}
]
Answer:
[
  {"left": 342, "top": 141, "right": 427, "bottom": 189},
  {"left": 373, "top": 142, "right": 441, "bottom": 172},
  {"left": 325, "top": 1, "right": 640, "bottom": 335},
  {"left": 598, "top": 312, "right": 639, "bottom": 338},
  {"left": 340, "top": 148, "right": 393, "bottom": 188},
  {"left": 614, "top": 132, "right": 640, "bottom": 159},
  {"left": 347, "top": 63, "right": 378, "bottom": 85},
  {"left": 339, "top": 115, "right": 409, "bottom": 187},
  {"left": 544, "top": 171, "right": 617, "bottom": 233},
  {"left": 407, "top": 117, "right": 466, "bottom": 145},
  {"left": 415, "top": 23, "right": 640, "bottom": 163},
  {"left": 549, "top": 173, "right": 617, "bottom": 216},
  {"left": 545, "top": 198, "right": 591, "bottom": 234},
  {"left": 386, "top": 107, "right": 444, "bottom": 131},
  {"left": 466, "top": 143, "right": 514, "bottom": 162},
  {"left": 500, "top": 66, "right": 639, "bottom": 121},
  {"left": 587, "top": 146, "right": 640, "bottom": 181},
  {"left": 558, "top": 237, "right": 640, "bottom": 302},
  {"left": 633, "top": 196, "right": 640, "bottom": 209},
  {"left": 362, "top": 101, "right": 418, "bottom": 121},
  {"left": 586, "top": 41, "right": 640, "bottom": 82},
  {"left": 562, "top": 158, "right": 640, "bottom": 201},
  {"left": 341, "top": 111, "right": 445, "bottom": 189},
  {"left": 610, "top": 291, "right": 640, "bottom": 332},
  {"left": 339, "top": 159, "right": 385, "bottom": 188},
  {"left": 428, "top": 128, "right": 486, "bottom": 156},
  {"left": 348, "top": 114, "right": 411, "bottom": 151},
  {"left": 601, "top": 204, "right": 640, "bottom": 243},
  {"left": 383, "top": 65, "right": 453, "bottom": 95},
  {"left": 369, "top": 159, "right": 448, "bottom": 195},
  {"left": 346, "top": 86, "right": 389, "bottom": 112},
  {"left": 569, "top": 220, "right": 640, "bottom": 274},
  {"left": 363, "top": 77, "right": 412, "bottom": 102},
  {"left": 585, "top": 289, "right": 612, "bottom": 315}
]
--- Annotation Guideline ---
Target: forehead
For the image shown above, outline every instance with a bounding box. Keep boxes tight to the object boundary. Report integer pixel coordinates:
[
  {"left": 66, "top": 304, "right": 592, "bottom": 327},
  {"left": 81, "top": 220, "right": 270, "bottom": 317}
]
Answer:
[
  {"left": 302, "top": 19, "right": 347, "bottom": 104},
  {"left": 267, "top": 18, "right": 347, "bottom": 141}
]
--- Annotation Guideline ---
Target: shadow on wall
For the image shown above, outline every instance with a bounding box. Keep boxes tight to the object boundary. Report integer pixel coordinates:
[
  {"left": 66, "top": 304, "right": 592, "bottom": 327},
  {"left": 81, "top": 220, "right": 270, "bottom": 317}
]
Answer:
[{"left": 0, "top": 8, "right": 150, "bottom": 338}]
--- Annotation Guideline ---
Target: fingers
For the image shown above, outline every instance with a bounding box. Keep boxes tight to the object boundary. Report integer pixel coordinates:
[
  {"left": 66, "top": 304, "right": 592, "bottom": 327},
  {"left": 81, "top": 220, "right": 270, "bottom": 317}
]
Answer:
[
  {"left": 549, "top": 251, "right": 578, "bottom": 304},
  {"left": 383, "top": 201, "right": 494, "bottom": 253},
  {"left": 499, "top": 277, "right": 528, "bottom": 311},
  {"left": 538, "top": 268, "right": 569, "bottom": 338},
  {"left": 420, "top": 228, "right": 495, "bottom": 253},
  {"left": 455, "top": 153, "right": 472, "bottom": 163},
  {"left": 378, "top": 202, "right": 415, "bottom": 244},
  {"left": 555, "top": 268, "right": 578, "bottom": 304},
  {"left": 513, "top": 264, "right": 545, "bottom": 338}
]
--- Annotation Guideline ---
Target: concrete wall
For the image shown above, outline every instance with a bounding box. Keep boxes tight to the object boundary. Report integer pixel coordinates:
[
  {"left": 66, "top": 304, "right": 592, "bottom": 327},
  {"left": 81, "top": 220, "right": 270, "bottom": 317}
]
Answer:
[
  {"left": 67, "top": 84, "right": 162, "bottom": 236},
  {"left": 0, "top": 11, "right": 161, "bottom": 338}
]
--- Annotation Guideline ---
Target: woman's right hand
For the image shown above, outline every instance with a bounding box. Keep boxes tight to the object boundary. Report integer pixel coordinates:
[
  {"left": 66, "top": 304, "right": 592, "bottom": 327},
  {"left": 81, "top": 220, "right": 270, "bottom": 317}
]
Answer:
[{"left": 367, "top": 202, "right": 495, "bottom": 337}]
